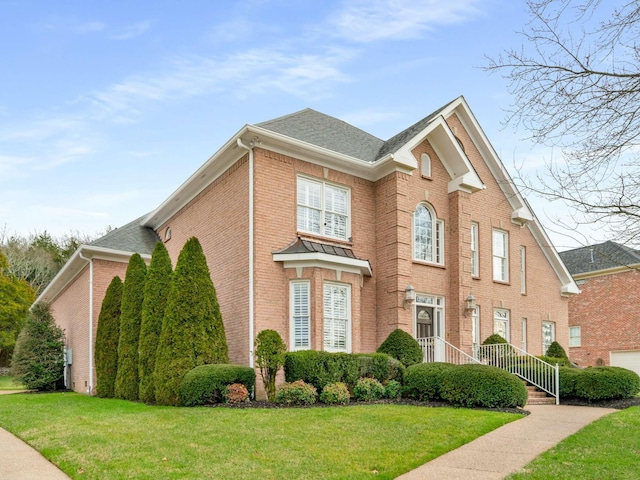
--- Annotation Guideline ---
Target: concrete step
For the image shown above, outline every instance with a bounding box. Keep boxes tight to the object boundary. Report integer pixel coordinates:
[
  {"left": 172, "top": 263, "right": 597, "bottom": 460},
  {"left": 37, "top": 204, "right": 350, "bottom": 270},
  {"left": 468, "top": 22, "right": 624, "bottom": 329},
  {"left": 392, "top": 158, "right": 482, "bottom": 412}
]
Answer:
[{"left": 525, "top": 385, "right": 556, "bottom": 405}]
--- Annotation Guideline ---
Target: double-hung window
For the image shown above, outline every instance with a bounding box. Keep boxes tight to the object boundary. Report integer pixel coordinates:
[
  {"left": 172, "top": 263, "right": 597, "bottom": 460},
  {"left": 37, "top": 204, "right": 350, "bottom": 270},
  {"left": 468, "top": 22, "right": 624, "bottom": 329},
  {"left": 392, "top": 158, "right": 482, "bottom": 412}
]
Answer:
[
  {"left": 297, "top": 176, "right": 349, "bottom": 240},
  {"left": 290, "top": 281, "right": 310, "bottom": 350},
  {"left": 492, "top": 229, "right": 509, "bottom": 282},
  {"left": 569, "top": 326, "right": 581, "bottom": 347},
  {"left": 413, "top": 204, "right": 444, "bottom": 264},
  {"left": 323, "top": 283, "right": 350, "bottom": 352},
  {"left": 471, "top": 222, "right": 479, "bottom": 277}
]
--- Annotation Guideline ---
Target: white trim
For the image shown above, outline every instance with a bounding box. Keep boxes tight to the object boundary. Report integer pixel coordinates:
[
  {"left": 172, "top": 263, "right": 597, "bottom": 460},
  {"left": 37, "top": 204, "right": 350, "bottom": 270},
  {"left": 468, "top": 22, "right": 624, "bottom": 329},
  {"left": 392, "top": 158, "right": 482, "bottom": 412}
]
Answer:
[
  {"left": 290, "top": 280, "right": 311, "bottom": 351},
  {"left": 492, "top": 229, "right": 509, "bottom": 282},
  {"left": 569, "top": 326, "right": 581, "bottom": 347},
  {"left": 297, "top": 175, "right": 351, "bottom": 241},
  {"left": 323, "top": 281, "right": 351, "bottom": 353},
  {"left": 413, "top": 203, "right": 444, "bottom": 265},
  {"left": 273, "top": 251, "right": 372, "bottom": 277},
  {"left": 471, "top": 222, "right": 479, "bottom": 277}
]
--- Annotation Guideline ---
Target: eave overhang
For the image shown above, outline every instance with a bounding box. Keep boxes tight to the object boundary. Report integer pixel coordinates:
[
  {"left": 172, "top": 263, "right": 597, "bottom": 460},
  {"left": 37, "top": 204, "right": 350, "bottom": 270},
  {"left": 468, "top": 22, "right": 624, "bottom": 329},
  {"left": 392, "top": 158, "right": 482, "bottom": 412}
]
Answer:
[{"left": 272, "top": 251, "right": 372, "bottom": 277}]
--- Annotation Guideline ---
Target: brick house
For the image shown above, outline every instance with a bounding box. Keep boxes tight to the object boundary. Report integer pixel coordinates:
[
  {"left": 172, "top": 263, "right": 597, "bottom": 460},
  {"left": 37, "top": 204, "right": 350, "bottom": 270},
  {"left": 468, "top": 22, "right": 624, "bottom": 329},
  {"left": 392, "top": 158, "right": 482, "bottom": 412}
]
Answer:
[
  {"left": 559, "top": 241, "right": 640, "bottom": 375},
  {"left": 37, "top": 96, "right": 578, "bottom": 394}
]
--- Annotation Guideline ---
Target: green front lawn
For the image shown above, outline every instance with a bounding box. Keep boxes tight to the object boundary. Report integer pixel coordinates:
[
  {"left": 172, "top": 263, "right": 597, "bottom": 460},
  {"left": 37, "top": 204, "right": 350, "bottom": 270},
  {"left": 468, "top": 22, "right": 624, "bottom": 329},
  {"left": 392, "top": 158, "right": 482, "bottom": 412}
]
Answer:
[
  {"left": 507, "top": 406, "right": 640, "bottom": 479},
  {"left": 0, "top": 375, "right": 25, "bottom": 390},
  {"left": 0, "top": 393, "right": 520, "bottom": 479}
]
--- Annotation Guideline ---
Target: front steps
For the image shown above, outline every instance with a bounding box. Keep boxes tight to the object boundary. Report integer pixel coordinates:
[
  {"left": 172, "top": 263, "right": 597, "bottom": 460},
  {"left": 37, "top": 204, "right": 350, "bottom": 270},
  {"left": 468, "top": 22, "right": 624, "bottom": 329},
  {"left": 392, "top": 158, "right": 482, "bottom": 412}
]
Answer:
[{"left": 525, "top": 384, "right": 556, "bottom": 405}]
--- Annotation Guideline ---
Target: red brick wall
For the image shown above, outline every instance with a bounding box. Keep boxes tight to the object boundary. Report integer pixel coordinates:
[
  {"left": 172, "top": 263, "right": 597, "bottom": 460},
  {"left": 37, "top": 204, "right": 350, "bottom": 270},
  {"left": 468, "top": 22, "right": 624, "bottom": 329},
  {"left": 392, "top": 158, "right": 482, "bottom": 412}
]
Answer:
[{"left": 568, "top": 269, "right": 640, "bottom": 366}]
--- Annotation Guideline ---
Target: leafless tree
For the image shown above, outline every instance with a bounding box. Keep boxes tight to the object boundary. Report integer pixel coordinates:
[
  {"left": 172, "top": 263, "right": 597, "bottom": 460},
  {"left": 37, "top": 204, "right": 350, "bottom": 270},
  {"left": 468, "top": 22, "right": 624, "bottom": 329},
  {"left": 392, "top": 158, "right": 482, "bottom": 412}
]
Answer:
[{"left": 486, "top": 0, "right": 640, "bottom": 247}]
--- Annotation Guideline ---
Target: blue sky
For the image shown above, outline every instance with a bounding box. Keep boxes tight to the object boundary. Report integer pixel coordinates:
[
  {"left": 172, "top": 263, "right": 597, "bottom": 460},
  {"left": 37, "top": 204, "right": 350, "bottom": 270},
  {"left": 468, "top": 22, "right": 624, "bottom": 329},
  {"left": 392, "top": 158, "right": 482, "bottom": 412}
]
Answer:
[{"left": 0, "top": 0, "right": 592, "bottom": 250}]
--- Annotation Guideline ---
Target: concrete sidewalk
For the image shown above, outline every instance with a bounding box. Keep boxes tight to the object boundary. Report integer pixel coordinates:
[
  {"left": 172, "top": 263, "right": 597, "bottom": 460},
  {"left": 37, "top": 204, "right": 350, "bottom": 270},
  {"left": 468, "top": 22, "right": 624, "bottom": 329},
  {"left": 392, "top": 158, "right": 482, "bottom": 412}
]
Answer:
[{"left": 396, "top": 404, "right": 617, "bottom": 480}]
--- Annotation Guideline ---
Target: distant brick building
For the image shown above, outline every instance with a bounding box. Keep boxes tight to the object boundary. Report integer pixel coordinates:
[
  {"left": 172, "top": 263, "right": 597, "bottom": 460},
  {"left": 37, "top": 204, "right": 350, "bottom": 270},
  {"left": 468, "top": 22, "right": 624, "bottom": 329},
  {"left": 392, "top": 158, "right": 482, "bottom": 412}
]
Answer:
[
  {"left": 560, "top": 241, "right": 640, "bottom": 376},
  {"left": 36, "top": 96, "right": 578, "bottom": 394}
]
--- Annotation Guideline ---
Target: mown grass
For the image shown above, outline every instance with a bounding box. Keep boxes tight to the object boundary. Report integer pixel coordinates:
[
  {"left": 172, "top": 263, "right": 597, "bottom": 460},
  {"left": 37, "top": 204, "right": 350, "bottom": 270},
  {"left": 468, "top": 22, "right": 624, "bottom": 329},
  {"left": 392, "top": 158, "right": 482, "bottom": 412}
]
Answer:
[
  {"left": 507, "top": 406, "right": 640, "bottom": 479},
  {"left": 0, "top": 392, "right": 521, "bottom": 480},
  {"left": 0, "top": 375, "right": 25, "bottom": 390}
]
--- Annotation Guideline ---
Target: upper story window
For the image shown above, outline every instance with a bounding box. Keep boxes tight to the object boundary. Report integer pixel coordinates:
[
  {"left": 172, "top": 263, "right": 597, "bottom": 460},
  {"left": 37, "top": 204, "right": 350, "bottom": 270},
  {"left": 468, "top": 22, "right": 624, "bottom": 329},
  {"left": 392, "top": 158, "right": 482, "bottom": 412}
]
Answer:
[
  {"left": 420, "top": 153, "right": 432, "bottom": 178},
  {"left": 471, "top": 222, "right": 479, "bottom": 277},
  {"left": 492, "top": 229, "right": 509, "bottom": 282},
  {"left": 413, "top": 203, "right": 444, "bottom": 264},
  {"left": 297, "top": 176, "right": 349, "bottom": 241},
  {"left": 520, "top": 246, "right": 526, "bottom": 294}
]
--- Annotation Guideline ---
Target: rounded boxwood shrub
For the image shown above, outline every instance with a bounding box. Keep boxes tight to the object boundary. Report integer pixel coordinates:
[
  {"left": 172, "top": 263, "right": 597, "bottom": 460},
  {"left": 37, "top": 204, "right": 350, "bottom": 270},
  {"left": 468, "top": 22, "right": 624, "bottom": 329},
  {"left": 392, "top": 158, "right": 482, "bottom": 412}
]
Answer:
[
  {"left": 482, "top": 334, "right": 508, "bottom": 345},
  {"left": 574, "top": 366, "right": 640, "bottom": 400},
  {"left": 404, "top": 362, "right": 456, "bottom": 401},
  {"left": 545, "top": 341, "right": 569, "bottom": 361},
  {"left": 357, "top": 353, "right": 405, "bottom": 384},
  {"left": 377, "top": 329, "right": 423, "bottom": 367},
  {"left": 179, "top": 364, "right": 255, "bottom": 406},
  {"left": 275, "top": 380, "right": 317, "bottom": 405},
  {"left": 320, "top": 382, "right": 350, "bottom": 405},
  {"left": 537, "top": 355, "right": 572, "bottom": 367},
  {"left": 440, "top": 364, "right": 528, "bottom": 408},
  {"left": 559, "top": 367, "right": 582, "bottom": 397},
  {"left": 353, "top": 377, "right": 385, "bottom": 401},
  {"left": 284, "top": 350, "right": 359, "bottom": 391},
  {"left": 383, "top": 379, "right": 402, "bottom": 399}
]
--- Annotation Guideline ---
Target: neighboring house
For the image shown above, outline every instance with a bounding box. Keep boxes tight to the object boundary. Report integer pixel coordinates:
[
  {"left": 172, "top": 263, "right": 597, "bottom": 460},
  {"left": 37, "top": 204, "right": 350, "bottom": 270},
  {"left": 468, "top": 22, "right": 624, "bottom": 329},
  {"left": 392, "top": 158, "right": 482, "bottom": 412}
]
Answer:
[
  {"left": 559, "top": 241, "right": 640, "bottom": 376},
  {"left": 36, "top": 96, "right": 578, "bottom": 394}
]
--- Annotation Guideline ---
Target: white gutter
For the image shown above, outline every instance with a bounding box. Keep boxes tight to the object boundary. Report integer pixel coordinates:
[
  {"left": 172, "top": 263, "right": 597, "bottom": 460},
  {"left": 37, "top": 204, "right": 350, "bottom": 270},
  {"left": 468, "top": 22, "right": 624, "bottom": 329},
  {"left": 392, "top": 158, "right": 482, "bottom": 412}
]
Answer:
[
  {"left": 237, "top": 138, "right": 255, "bottom": 368},
  {"left": 78, "top": 249, "right": 94, "bottom": 394}
]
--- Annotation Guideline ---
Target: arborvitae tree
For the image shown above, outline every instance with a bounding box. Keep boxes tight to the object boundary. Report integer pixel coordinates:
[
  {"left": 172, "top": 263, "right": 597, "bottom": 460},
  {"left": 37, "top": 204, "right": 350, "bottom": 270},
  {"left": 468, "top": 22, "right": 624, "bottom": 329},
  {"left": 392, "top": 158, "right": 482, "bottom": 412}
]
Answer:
[
  {"left": 154, "top": 237, "right": 228, "bottom": 406},
  {"left": 95, "top": 276, "right": 123, "bottom": 398},
  {"left": 10, "top": 303, "right": 65, "bottom": 390},
  {"left": 114, "top": 254, "right": 147, "bottom": 401},
  {"left": 138, "top": 242, "right": 172, "bottom": 403}
]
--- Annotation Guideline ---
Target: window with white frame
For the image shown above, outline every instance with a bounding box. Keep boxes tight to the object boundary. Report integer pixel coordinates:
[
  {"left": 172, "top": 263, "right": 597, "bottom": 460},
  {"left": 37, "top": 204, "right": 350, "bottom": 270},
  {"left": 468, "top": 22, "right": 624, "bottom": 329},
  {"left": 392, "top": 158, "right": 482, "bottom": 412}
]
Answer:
[
  {"left": 421, "top": 153, "right": 432, "bottom": 177},
  {"left": 471, "top": 222, "right": 479, "bottom": 277},
  {"left": 569, "top": 326, "right": 581, "bottom": 347},
  {"left": 542, "top": 321, "right": 555, "bottom": 354},
  {"left": 290, "top": 281, "right": 310, "bottom": 350},
  {"left": 297, "top": 176, "right": 349, "bottom": 240},
  {"left": 323, "top": 283, "right": 350, "bottom": 352},
  {"left": 520, "top": 246, "right": 527, "bottom": 294},
  {"left": 471, "top": 306, "right": 480, "bottom": 351},
  {"left": 413, "top": 204, "right": 444, "bottom": 264},
  {"left": 493, "top": 308, "right": 510, "bottom": 342},
  {"left": 492, "top": 229, "right": 509, "bottom": 282},
  {"left": 522, "top": 318, "right": 527, "bottom": 352}
]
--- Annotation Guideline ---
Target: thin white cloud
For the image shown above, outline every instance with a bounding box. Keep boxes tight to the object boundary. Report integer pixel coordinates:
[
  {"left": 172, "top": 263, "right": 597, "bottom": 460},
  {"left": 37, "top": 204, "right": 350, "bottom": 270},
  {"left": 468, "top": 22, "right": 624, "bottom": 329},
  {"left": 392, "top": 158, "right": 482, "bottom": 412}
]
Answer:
[
  {"left": 75, "top": 21, "right": 106, "bottom": 34},
  {"left": 111, "top": 21, "right": 152, "bottom": 40},
  {"left": 329, "top": 0, "right": 482, "bottom": 42},
  {"left": 0, "top": 154, "right": 32, "bottom": 179}
]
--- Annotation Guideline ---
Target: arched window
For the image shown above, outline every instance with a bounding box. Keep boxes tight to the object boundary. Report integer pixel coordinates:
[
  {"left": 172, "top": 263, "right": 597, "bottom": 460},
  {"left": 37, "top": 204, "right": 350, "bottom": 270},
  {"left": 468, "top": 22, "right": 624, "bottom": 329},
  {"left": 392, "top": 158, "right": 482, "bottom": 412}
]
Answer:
[
  {"left": 413, "top": 204, "right": 444, "bottom": 264},
  {"left": 421, "top": 153, "right": 431, "bottom": 177}
]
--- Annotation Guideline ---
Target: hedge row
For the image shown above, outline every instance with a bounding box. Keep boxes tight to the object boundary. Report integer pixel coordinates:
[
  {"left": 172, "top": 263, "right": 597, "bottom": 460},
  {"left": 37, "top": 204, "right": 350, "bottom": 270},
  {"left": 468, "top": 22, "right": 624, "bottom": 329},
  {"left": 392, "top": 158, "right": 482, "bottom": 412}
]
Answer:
[
  {"left": 179, "top": 364, "right": 255, "bottom": 406},
  {"left": 560, "top": 366, "right": 640, "bottom": 400}
]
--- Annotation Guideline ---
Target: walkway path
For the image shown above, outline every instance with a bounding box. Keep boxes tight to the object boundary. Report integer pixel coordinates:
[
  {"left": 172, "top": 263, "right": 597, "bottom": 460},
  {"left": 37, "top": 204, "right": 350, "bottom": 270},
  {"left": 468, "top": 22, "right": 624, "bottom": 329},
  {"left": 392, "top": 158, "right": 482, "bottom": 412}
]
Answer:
[{"left": 396, "top": 404, "right": 617, "bottom": 479}]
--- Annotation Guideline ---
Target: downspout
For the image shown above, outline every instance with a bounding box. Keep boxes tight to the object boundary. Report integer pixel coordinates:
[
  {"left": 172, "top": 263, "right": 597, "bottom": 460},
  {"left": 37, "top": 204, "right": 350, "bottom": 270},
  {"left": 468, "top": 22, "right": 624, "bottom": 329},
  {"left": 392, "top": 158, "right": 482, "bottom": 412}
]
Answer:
[
  {"left": 237, "top": 137, "right": 255, "bottom": 368},
  {"left": 78, "top": 249, "right": 94, "bottom": 394}
]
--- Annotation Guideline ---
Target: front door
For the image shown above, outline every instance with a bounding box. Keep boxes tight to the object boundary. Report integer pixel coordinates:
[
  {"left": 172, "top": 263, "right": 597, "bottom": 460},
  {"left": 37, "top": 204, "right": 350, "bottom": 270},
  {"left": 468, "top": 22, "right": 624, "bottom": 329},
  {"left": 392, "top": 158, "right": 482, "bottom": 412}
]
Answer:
[
  {"left": 416, "top": 306, "right": 434, "bottom": 338},
  {"left": 415, "top": 294, "right": 445, "bottom": 361}
]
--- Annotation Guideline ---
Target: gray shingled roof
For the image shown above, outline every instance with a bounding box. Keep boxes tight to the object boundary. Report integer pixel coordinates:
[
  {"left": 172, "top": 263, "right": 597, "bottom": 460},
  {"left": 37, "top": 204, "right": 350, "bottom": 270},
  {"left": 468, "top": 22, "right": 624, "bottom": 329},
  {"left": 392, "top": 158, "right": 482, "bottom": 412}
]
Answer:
[
  {"left": 274, "top": 237, "right": 363, "bottom": 260},
  {"left": 559, "top": 241, "right": 640, "bottom": 275},
  {"left": 90, "top": 215, "right": 159, "bottom": 255},
  {"left": 256, "top": 102, "right": 455, "bottom": 163}
]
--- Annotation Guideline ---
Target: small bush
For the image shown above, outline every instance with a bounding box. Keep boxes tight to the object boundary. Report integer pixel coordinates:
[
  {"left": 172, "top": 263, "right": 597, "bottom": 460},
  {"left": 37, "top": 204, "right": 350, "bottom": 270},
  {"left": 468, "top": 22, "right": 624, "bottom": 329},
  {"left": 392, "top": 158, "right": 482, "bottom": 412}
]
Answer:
[
  {"left": 284, "top": 351, "right": 359, "bottom": 391},
  {"left": 404, "top": 362, "right": 455, "bottom": 401},
  {"left": 545, "top": 341, "right": 569, "bottom": 361},
  {"left": 357, "top": 353, "right": 405, "bottom": 384},
  {"left": 320, "top": 382, "right": 350, "bottom": 405},
  {"left": 377, "top": 329, "right": 423, "bottom": 367},
  {"left": 254, "top": 329, "right": 286, "bottom": 402},
  {"left": 574, "top": 366, "right": 640, "bottom": 400},
  {"left": 559, "top": 367, "right": 582, "bottom": 397},
  {"left": 440, "top": 364, "right": 528, "bottom": 408},
  {"left": 224, "top": 383, "right": 249, "bottom": 404},
  {"left": 179, "top": 364, "right": 255, "bottom": 406},
  {"left": 482, "top": 334, "right": 508, "bottom": 345},
  {"left": 383, "top": 380, "right": 402, "bottom": 399},
  {"left": 275, "top": 380, "right": 317, "bottom": 406},
  {"left": 537, "top": 355, "right": 572, "bottom": 367},
  {"left": 353, "top": 377, "right": 385, "bottom": 401}
]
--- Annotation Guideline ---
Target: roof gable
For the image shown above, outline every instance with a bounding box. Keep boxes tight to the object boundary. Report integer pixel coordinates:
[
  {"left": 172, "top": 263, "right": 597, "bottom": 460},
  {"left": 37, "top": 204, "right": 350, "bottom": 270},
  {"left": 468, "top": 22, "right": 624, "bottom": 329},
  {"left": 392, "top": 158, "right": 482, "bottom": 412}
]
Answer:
[{"left": 559, "top": 241, "right": 640, "bottom": 276}]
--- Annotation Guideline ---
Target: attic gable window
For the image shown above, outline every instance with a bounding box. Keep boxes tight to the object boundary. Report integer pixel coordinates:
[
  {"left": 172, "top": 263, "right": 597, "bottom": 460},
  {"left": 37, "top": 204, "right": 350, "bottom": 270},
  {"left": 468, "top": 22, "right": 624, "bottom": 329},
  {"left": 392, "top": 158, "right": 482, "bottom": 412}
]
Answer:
[{"left": 297, "top": 176, "right": 349, "bottom": 241}]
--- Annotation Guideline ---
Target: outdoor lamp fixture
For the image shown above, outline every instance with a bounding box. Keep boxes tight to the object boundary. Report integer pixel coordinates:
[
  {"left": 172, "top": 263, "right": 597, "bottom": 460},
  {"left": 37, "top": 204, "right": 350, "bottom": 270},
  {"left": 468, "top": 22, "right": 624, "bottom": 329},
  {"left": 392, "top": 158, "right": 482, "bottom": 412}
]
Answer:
[
  {"left": 404, "top": 285, "right": 416, "bottom": 309},
  {"left": 464, "top": 294, "right": 477, "bottom": 316}
]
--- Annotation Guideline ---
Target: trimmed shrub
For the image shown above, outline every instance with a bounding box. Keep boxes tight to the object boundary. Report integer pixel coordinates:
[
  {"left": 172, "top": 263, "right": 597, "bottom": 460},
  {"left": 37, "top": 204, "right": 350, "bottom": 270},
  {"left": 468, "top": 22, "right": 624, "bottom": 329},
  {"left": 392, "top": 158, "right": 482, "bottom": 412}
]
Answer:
[
  {"left": 138, "top": 242, "right": 173, "bottom": 404},
  {"left": 95, "top": 276, "right": 123, "bottom": 398},
  {"left": 482, "top": 333, "right": 508, "bottom": 345},
  {"left": 574, "top": 366, "right": 640, "bottom": 401},
  {"left": 404, "top": 362, "right": 455, "bottom": 401},
  {"left": 353, "top": 377, "right": 385, "bottom": 401},
  {"left": 537, "top": 355, "right": 572, "bottom": 367},
  {"left": 320, "top": 382, "right": 350, "bottom": 405},
  {"left": 179, "top": 364, "right": 255, "bottom": 406},
  {"left": 377, "top": 329, "right": 423, "bottom": 367},
  {"left": 284, "top": 351, "right": 360, "bottom": 391},
  {"left": 275, "top": 380, "right": 317, "bottom": 405},
  {"left": 383, "top": 380, "right": 402, "bottom": 399},
  {"left": 115, "top": 254, "right": 147, "bottom": 401},
  {"left": 559, "top": 366, "right": 582, "bottom": 397},
  {"left": 440, "top": 364, "right": 528, "bottom": 408},
  {"left": 254, "top": 329, "right": 286, "bottom": 402},
  {"left": 10, "top": 303, "right": 65, "bottom": 391},
  {"left": 155, "top": 238, "right": 229, "bottom": 406},
  {"left": 225, "top": 383, "right": 249, "bottom": 404},
  {"left": 545, "top": 341, "right": 569, "bottom": 361},
  {"left": 357, "top": 353, "right": 405, "bottom": 385}
]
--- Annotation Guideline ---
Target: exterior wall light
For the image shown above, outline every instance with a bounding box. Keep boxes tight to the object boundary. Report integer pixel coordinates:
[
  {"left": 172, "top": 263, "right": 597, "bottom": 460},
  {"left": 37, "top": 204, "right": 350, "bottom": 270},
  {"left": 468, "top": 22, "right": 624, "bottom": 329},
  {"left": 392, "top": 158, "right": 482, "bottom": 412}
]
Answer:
[
  {"left": 404, "top": 285, "right": 416, "bottom": 309},
  {"left": 464, "top": 294, "right": 477, "bottom": 316}
]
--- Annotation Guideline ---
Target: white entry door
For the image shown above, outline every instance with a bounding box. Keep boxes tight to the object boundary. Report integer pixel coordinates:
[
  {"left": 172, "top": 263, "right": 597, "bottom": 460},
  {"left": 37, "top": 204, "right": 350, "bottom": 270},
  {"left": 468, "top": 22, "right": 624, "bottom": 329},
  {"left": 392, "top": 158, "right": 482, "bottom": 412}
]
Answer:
[{"left": 415, "top": 294, "right": 445, "bottom": 361}]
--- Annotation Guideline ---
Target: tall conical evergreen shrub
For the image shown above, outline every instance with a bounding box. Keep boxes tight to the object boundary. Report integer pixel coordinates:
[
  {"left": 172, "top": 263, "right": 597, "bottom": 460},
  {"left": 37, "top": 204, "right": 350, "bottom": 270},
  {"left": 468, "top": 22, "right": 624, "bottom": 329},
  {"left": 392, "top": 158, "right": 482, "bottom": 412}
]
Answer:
[
  {"left": 95, "top": 276, "right": 123, "bottom": 398},
  {"left": 154, "top": 237, "right": 229, "bottom": 406},
  {"left": 138, "top": 242, "right": 173, "bottom": 403},
  {"left": 114, "top": 253, "right": 147, "bottom": 401}
]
